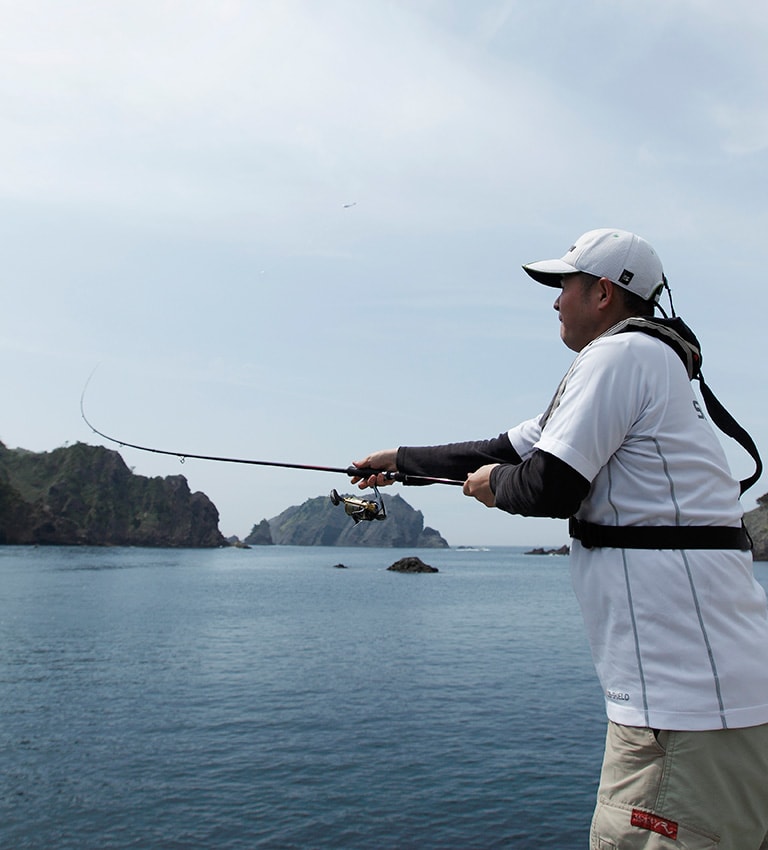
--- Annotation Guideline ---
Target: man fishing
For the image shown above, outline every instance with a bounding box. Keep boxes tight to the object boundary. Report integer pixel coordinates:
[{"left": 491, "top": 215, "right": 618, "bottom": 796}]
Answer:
[{"left": 352, "top": 228, "right": 768, "bottom": 849}]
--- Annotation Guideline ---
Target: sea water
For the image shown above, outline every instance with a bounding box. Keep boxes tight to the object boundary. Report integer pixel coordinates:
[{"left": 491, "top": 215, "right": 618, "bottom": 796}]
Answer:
[{"left": 4, "top": 545, "right": 764, "bottom": 849}]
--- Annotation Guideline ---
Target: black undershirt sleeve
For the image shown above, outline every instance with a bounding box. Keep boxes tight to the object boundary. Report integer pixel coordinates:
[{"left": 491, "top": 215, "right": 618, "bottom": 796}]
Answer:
[
  {"left": 396, "top": 435, "right": 590, "bottom": 519},
  {"left": 490, "top": 450, "right": 590, "bottom": 518},
  {"left": 396, "top": 433, "right": 522, "bottom": 483}
]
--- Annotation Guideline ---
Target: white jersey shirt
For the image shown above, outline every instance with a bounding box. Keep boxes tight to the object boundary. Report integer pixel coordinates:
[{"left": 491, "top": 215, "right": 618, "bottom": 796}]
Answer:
[{"left": 508, "top": 330, "right": 768, "bottom": 730}]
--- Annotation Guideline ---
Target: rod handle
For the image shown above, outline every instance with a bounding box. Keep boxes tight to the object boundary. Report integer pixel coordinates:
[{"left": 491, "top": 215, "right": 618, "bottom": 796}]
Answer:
[{"left": 344, "top": 466, "right": 402, "bottom": 481}]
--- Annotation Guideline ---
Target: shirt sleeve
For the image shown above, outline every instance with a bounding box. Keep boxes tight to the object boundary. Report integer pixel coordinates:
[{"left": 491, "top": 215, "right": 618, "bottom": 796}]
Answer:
[
  {"left": 506, "top": 416, "right": 545, "bottom": 461},
  {"left": 534, "top": 336, "right": 649, "bottom": 482}
]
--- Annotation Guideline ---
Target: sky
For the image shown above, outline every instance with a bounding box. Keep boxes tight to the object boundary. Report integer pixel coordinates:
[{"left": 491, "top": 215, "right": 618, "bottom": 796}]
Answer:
[{"left": 2, "top": 0, "right": 768, "bottom": 546}]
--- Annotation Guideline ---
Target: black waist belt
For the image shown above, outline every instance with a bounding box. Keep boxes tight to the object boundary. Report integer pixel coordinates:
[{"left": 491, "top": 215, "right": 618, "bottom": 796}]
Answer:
[{"left": 569, "top": 518, "right": 752, "bottom": 551}]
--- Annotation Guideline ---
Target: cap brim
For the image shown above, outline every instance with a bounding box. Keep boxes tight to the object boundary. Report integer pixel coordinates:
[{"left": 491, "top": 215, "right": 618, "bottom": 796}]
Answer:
[{"left": 522, "top": 259, "right": 578, "bottom": 287}]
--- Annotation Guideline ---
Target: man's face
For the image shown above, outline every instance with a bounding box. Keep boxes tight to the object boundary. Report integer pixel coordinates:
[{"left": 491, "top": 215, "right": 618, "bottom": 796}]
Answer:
[{"left": 553, "top": 273, "right": 603, "bottom": 352}]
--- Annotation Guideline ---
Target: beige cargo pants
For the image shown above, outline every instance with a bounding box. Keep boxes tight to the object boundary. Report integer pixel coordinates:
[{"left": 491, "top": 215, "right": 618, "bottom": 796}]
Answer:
[{"left": 590, "top": 721, "right": 768, "bottom": 849}]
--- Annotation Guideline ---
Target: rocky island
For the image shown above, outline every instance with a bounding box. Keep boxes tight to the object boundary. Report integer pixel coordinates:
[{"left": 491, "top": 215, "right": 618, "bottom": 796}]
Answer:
[{"left": 245, "top": 492, "right": 449, "bottom": 548}]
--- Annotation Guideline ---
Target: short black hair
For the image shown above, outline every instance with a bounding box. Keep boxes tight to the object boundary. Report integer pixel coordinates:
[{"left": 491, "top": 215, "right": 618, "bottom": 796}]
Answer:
[{"left": 617, "top": 285, "right": 656, "bottom": 317}]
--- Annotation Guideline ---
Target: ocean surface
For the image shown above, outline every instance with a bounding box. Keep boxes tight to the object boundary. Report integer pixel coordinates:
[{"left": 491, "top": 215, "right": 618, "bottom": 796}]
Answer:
[{"left": 4, "top": 545, "right": 765, "bottom": 849}]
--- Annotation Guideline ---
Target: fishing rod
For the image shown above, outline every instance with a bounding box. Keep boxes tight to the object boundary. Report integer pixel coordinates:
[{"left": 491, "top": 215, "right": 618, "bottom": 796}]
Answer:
[{"left": 80, "top": 381, "right": 463, "bottom": 524}]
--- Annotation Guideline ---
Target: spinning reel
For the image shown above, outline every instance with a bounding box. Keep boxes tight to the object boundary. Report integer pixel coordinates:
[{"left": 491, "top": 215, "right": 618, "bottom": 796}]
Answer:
[{"left": 330, "top": 486, "right": 387, "bottom": 524}]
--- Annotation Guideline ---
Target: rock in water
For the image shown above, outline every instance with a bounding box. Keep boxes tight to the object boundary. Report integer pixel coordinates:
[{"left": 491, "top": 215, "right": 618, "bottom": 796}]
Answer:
[{"left": 387, "top": 556, "right": 438, "bottom": 573}]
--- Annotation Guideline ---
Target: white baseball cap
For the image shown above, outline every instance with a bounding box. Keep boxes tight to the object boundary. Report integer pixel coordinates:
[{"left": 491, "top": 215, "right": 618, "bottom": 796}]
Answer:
[{"left": 523, "top": 228, "right": 665, "bottom": 302}]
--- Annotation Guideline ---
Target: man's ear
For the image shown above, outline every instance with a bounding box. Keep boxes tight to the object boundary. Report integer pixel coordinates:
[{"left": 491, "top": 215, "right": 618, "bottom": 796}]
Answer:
[{"left": 595, "top": 277, "right": 615, "bottom": 308}]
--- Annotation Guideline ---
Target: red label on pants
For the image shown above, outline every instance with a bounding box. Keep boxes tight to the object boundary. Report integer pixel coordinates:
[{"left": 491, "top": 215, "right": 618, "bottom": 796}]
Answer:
[{"left": 631, "top": 808, "right": 679, "bottom": 840}]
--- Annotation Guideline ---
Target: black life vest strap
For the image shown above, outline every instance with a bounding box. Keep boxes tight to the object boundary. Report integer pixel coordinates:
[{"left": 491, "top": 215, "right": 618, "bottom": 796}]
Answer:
[
  {"left": 611, "top": 317, "right": 762, "bottom": 495},
  {"left": 697, "top": 372, "right": 763, "bottom": 495},
  {"left": 569, "top": 517, "right": 752, "bottom": 551}
]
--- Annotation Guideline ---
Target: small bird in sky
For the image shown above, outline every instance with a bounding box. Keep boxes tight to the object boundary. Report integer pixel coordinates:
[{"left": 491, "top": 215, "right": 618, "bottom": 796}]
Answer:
[{"left": 342, "top": 202, "right": 357, "bottom": 208}]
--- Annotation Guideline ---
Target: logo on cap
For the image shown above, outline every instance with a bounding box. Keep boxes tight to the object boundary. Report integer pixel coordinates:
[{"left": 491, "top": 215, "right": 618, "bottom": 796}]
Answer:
[{"left": 619, "top": 269, "right": 634, "bottom": 285}]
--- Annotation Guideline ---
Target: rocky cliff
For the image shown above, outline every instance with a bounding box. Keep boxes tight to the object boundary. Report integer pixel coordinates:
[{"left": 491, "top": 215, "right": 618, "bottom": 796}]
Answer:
[
  {"left": 250, "top": 492, "right": 449, "bottom": 548},
  {"left": 744, "top": 493, "right": 768, "bottom": 561},
  {"left": 0, "top": 441, "right": 226, "bottom": 547},
  {"left": 244, "top": 518, "right": 274, "bottom": 545}
]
